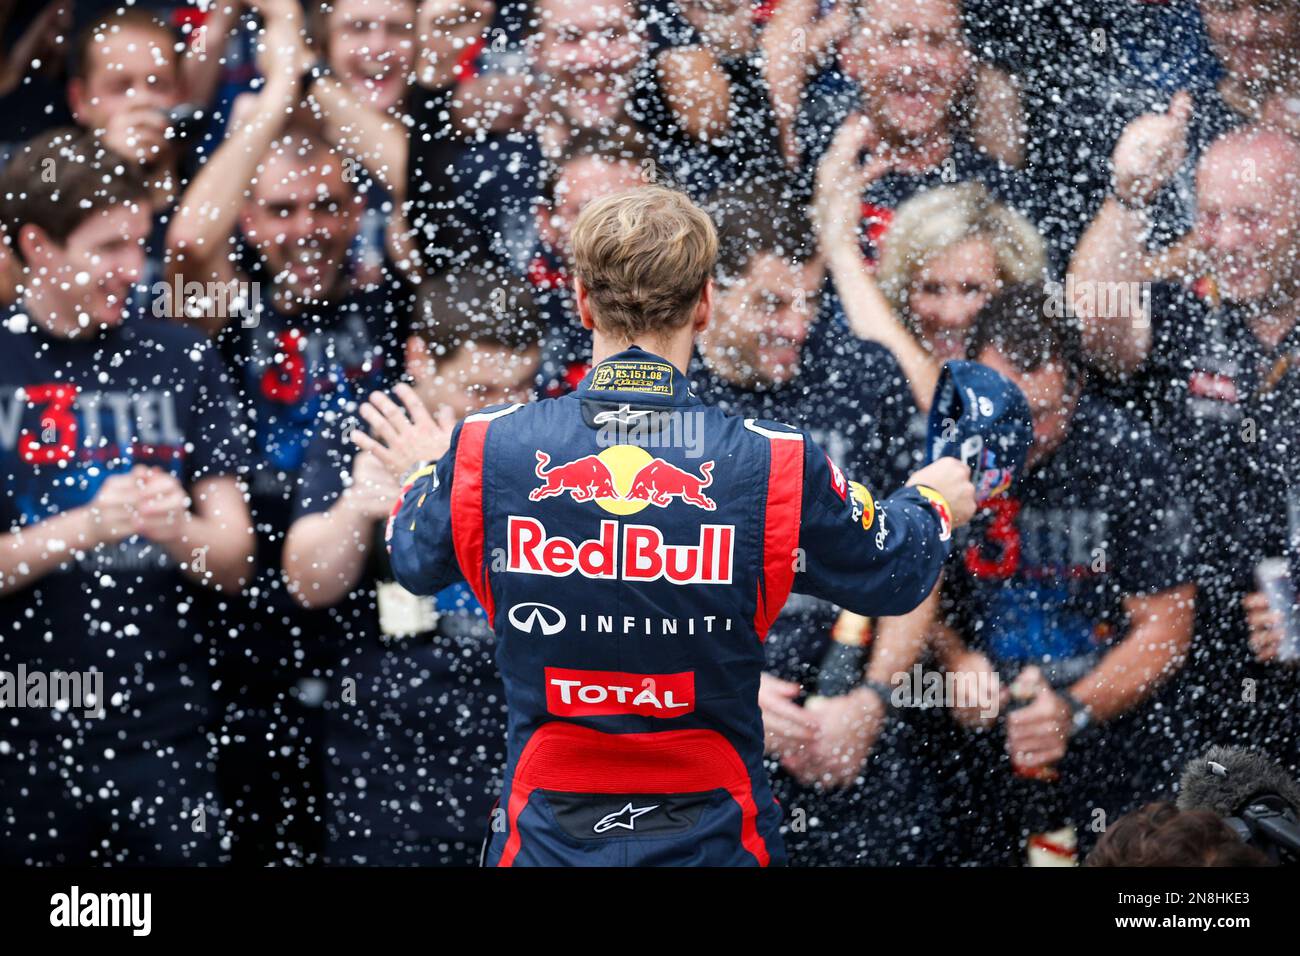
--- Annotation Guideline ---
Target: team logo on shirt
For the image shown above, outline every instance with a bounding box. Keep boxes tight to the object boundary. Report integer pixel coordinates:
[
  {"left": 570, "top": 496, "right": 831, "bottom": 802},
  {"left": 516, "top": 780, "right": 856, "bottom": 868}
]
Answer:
[
  {"left": 916, "top": 486, "right": 953, "bottom": 541},
  {"left": 826, "top": 455, "right": 848, "bottom": 501},
  {"left": 507, "top": 516, "right": 734, "bottom": 585},
  {"left": 544, "top": 667, "right": 695, "bottom": 718},
  {"left": 529, "top": 448, "right": 716, "bottom": 512},
  {"left": 847, "top": 480, "right": 876, "bottom": 531}
]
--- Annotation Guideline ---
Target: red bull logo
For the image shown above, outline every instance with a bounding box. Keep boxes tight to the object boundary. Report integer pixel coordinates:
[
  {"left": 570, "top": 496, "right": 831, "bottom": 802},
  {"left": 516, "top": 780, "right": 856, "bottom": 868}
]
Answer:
[
  {"left": 507, "top": 516, "right": 734, "bottom": 585},
  {"left": 528, "top": 447, "right": 716, "bottom": 513}
]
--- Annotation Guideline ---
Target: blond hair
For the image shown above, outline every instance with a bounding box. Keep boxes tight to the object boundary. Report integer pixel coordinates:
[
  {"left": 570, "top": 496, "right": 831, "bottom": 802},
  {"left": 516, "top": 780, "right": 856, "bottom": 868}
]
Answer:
[
  {"left": 876, "top": 183, "right": 1046, "bottom": 319},
  {"left": 570, "top": 185, "right": 718, "bottom": 341}
]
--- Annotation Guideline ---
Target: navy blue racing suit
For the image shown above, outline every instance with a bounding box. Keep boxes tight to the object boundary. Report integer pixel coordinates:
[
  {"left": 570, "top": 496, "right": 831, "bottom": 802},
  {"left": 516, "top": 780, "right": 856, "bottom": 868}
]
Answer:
[{"left": 386, "top": 347, "right": 952, "bottom": 865}]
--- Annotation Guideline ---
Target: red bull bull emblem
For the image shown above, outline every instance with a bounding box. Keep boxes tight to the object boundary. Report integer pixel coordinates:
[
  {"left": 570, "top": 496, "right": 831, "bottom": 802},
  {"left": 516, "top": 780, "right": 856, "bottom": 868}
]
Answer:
[{"left": 529, "top": 447, "right": 716, "bottom": 513}]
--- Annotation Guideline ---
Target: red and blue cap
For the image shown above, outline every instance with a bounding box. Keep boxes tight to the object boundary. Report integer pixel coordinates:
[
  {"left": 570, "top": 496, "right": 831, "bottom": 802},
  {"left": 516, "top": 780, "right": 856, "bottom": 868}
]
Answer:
[{"left": 926, "top": 360, "right": 1034, "bottom": 504}]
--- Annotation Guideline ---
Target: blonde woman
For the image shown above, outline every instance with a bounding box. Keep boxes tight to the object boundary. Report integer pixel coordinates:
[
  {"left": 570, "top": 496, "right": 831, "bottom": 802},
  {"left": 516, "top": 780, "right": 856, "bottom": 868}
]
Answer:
[{"left": 815, "top": 116, "right": 1046, "bottom": 410}]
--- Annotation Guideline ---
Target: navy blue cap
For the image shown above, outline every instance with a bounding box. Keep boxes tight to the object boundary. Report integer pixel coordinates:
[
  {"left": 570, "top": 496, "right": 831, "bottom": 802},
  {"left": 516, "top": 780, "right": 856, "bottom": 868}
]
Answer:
[{"left": 926, "top": 360, "right": 1034, "bottom": 503}]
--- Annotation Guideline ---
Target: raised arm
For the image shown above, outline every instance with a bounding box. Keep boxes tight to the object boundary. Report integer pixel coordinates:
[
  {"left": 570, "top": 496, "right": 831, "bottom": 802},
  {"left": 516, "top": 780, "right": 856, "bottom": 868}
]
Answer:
[
  {"left": 307, "top": 75, "right": 409, "bottom": 202},
  {"left": 814, "top": 113, "right": 942, "bottom": 408},
  {"left": 165, "top": 0, "right": 305, "bottom": 305},
  {"left": 1069, "top": 92, "right": 1192, "bottom": 375},
  {"left": 181, "top": 0, "right": 243, "bottom": 112},
  {"left": 795, "top": 438, "right": 974, "bottom": 619},
  {"left": 761, "top": 0, "right": 850, "bottom": 169}
]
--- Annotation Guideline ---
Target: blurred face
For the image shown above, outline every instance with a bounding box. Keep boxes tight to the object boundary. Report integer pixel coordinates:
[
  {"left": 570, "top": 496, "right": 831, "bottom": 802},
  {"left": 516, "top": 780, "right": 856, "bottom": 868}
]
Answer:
[
  {"left": 21, "top": 203, "right": 150, "bottom": 330},
  {"left": 535, "top": 0, "right": 646, "bottom": 129},
  {"left": 710, "top": 253, "right": 823, "bottom": 387},
  {"left": 328, "top": 0, "right": 417, "bottom": 112},
  {"left": 907, "top": 237, "right": 1000, "bottom": 361},
  {"left": 1195, "top": 135, "right": 1300, "bottom": 306},
  {"left": 977, "top": 346, "right": 1074, "bottom": 466},
  {"left": 73, "top": 24, "right": 183, "bottom": 121},
  {"left": 1200, "top": 0, "right": 1299, "bottom": 89},
  {"left": 841, "top": 0, "right": 970, "bottom": 145},
  {"left": 407, "top": 338, "right": 541, "bottom": 417},
  {"left": 541, "top": 156, "right": 646, "bottom": 260},
  {"left": 239, "top": 147, "right": 361, "bottom": 304},
  {"left": 69, "top": 24, "right": 184, "bottom": 161}
]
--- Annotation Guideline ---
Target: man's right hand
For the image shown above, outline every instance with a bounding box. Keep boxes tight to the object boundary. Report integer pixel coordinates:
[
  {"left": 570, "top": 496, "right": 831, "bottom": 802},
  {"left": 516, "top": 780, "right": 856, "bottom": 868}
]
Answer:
[
  {"left": 907, "top": 457, "right": 976, "bottom": 530},
  {"left": 102, "top": 106, "right": 170, "bottom": 167},
  {"left": 758, "top": 673, "right": 820, "bottom": 770},
  {"left": 249, "top": 0, "right": 311, "bottom": 88},
  {"left": 342, "top": 449, "right": 403, "bottom": 522},
  {"left": 1112, "top": 91, "right": 1192, "bottom": 209}
]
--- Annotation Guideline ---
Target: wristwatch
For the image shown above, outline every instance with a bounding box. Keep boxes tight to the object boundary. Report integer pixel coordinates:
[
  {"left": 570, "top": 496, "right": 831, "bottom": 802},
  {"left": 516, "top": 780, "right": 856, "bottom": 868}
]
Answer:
[
  {"left": 1111, "top": 174, "right": 1149, "bottom": 213},
  {"left": 300, "top": 58, "right": 332, "bottom": 98},
  {"left": 862, "top": 679, "right": 897, "bottom": 720},
  {"left": 1058, "top": 689, "right": 1093, "bottom": 738}
]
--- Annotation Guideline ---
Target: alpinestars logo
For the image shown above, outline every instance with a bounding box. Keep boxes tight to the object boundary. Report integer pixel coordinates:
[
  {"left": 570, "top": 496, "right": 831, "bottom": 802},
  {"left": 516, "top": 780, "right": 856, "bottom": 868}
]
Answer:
[{"left": 593, "top": 803, "right": 659, "bottom": 833}]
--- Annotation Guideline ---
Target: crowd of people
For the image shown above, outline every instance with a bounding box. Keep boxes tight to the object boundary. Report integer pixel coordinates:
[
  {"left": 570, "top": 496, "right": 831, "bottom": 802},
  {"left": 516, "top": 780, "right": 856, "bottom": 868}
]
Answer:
[{"left": 0, "top": 0, "right": 1296, "bottom": 866}]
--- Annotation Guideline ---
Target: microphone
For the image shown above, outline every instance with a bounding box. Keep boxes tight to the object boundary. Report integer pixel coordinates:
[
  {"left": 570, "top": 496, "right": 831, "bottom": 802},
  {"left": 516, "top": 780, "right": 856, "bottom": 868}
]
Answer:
[{"left": 1177, "top": 746, "right": 1300, "bottom": 863}]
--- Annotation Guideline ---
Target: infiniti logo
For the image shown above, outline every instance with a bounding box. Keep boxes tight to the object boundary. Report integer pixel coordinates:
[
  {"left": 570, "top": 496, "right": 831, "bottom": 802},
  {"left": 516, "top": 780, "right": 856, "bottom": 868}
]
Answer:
[{"left": 508, "top": 602, "right": 567, "bottom": 636}]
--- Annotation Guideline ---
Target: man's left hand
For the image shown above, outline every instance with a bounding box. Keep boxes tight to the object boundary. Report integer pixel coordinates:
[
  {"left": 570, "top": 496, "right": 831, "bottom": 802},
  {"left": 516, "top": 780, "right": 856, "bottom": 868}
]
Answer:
[{"left": 1005, "top": 667, "right": 1071, "bottom": 769}]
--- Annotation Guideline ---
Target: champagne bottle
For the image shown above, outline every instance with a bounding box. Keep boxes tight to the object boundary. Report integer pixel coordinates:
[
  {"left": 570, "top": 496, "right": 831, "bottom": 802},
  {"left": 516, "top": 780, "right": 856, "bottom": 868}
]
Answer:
[{"left": 811, "top": 610, "right": 873, "bottom": 699}]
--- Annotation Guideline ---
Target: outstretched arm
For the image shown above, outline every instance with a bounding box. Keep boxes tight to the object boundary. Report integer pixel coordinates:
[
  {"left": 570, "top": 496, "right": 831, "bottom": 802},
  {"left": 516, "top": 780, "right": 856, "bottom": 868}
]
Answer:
[{"left": 795, "top": 443, "right": 974, "bottom": 619}]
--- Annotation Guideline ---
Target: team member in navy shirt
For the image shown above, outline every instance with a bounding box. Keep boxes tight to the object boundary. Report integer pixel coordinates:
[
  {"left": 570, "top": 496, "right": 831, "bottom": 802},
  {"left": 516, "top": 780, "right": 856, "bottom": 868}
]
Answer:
[
  {"left": 167, "top": 19, "right": 412, "bottom": 860},
  {"left": 1072, "top": 125, "right": 1300, "bottom": 774},
  {"left": 284, "top": 272, "right": 542, "bottom": 865},
  {"left": 691, "top": 185, "right": 937, "bottom": 865},
  {"left": 0, "top": 131, "right": 252, "bottom": 864},
  {"left": 934, "top": 290, "right": 1195, "bottom": 864}
]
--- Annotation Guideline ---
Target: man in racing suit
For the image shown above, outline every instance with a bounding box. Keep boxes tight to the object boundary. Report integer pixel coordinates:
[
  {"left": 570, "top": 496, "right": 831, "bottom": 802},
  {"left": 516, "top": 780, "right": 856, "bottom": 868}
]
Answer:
[{"left": 356, "top": 186, "right": 975, "bottom": 866}]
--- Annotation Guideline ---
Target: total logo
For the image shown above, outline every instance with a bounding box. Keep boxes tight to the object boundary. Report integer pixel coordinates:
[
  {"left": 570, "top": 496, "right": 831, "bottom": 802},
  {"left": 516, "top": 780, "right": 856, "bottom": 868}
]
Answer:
[
  {"left": 508, "top": 516, "right": 734, "bottom": 585},
  {"left": 544, "top": 667, "right": 696, "bottom": 718},
  {"left": 529, "top": 447, "right": 715, "bottom": 513}
]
